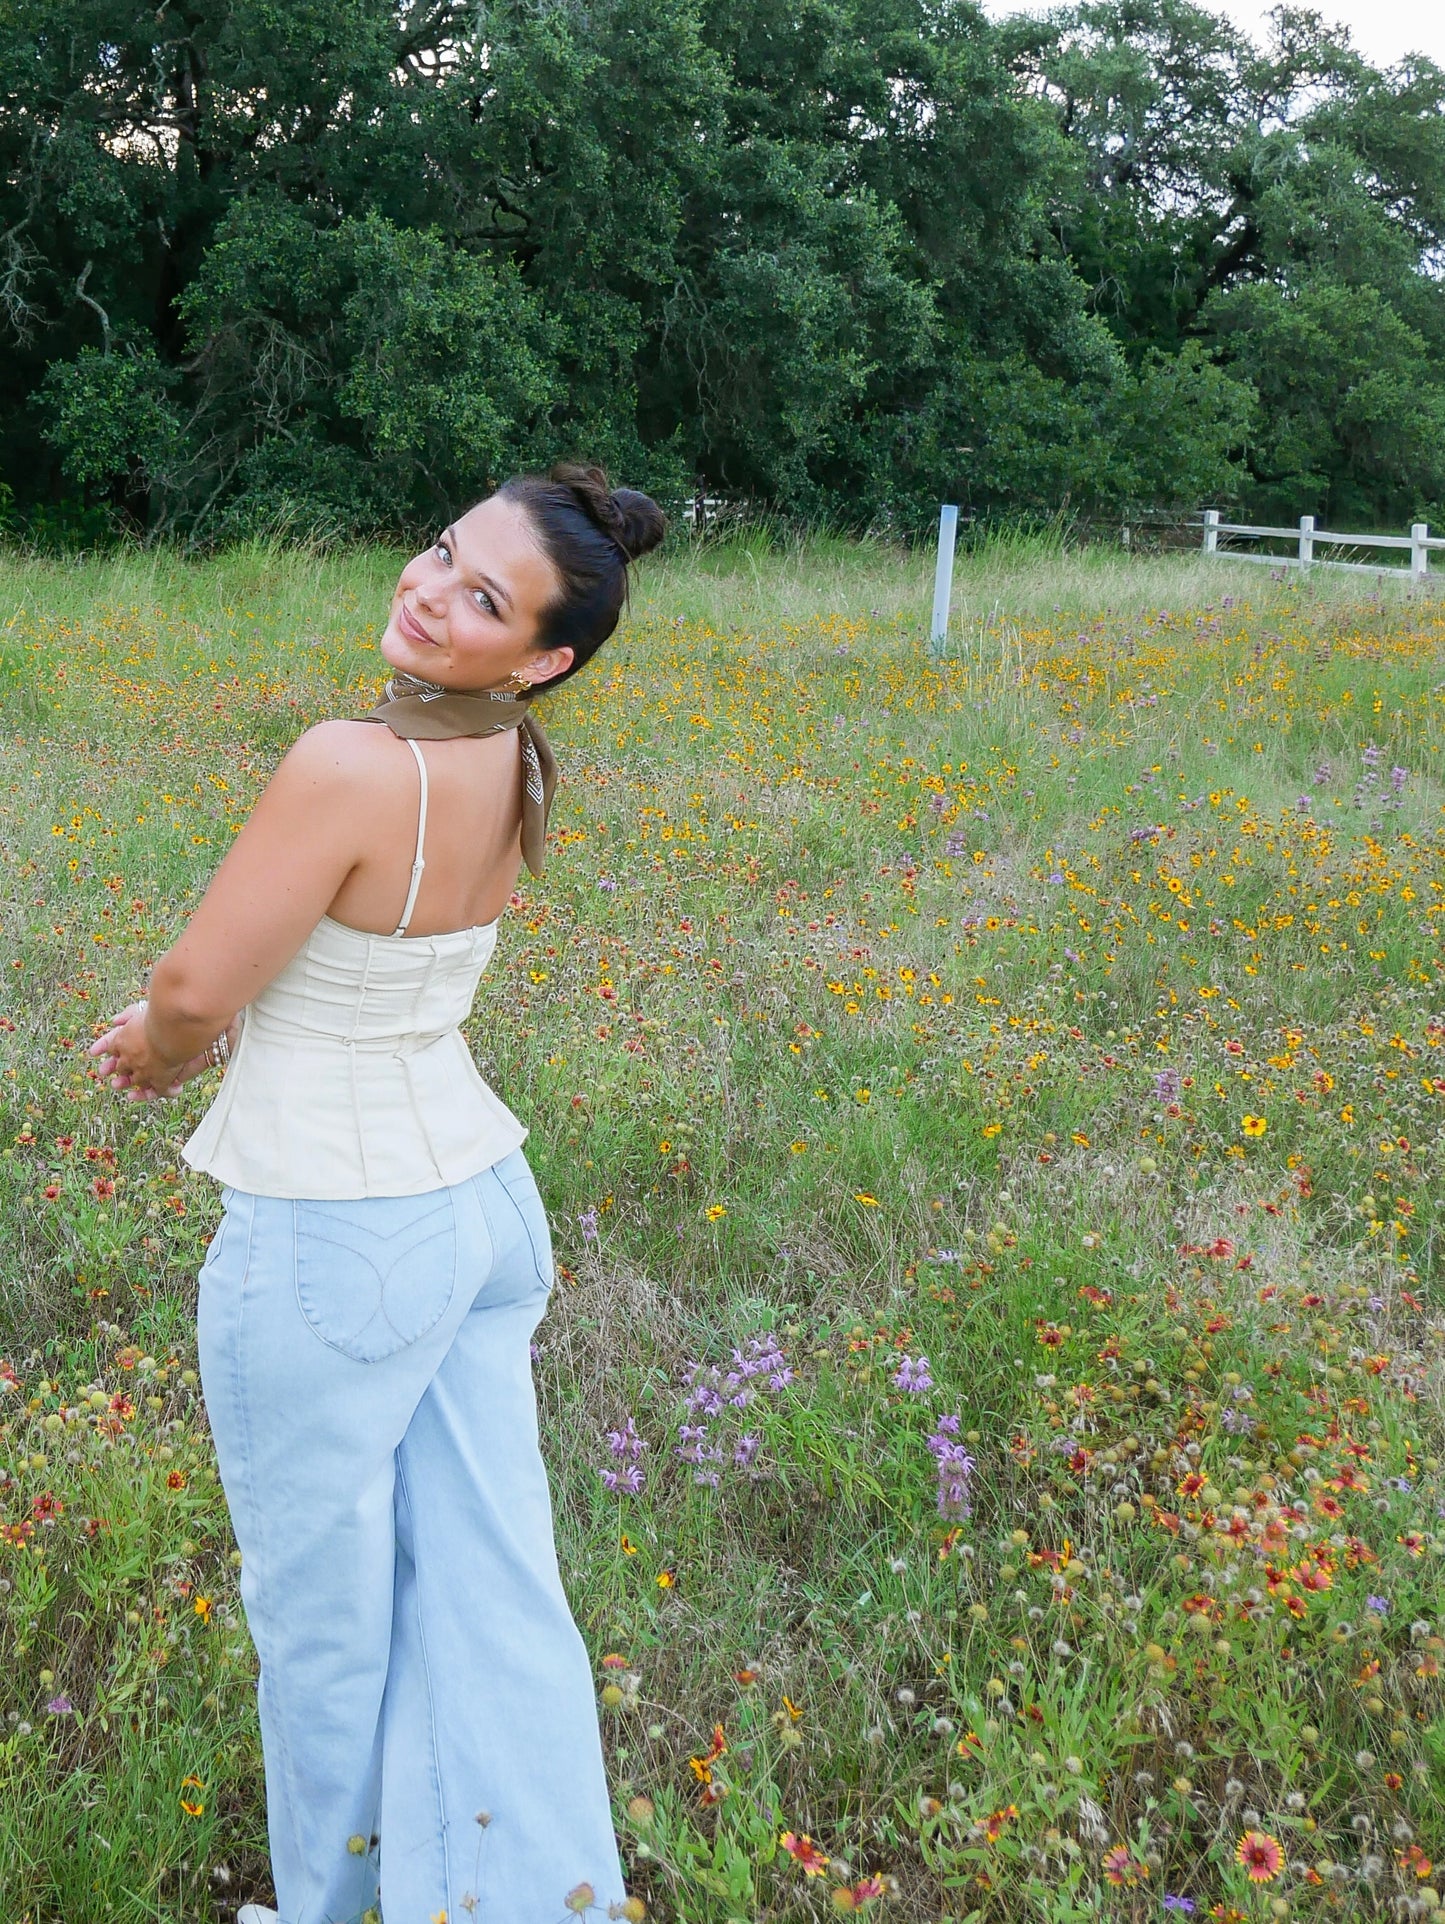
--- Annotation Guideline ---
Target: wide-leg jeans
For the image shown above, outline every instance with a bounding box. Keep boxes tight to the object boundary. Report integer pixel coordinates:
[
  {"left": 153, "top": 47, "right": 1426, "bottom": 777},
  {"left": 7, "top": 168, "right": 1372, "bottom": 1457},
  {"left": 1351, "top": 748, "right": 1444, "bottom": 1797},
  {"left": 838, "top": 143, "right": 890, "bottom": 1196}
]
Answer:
[{"left": 196, "top": 1147, "right": 627, "bottom": 1924}]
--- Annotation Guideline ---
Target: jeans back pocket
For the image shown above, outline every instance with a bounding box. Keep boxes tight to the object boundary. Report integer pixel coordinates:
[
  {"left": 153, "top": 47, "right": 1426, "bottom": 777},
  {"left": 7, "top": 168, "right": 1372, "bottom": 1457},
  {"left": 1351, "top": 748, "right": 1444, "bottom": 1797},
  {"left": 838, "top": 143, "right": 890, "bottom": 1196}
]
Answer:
[
  {"left": 490, "top": 1154, "right": 555, "bottom": 1297},
  {"left": 293, "top": 1192, "right": 458, "bottom": 1363}
]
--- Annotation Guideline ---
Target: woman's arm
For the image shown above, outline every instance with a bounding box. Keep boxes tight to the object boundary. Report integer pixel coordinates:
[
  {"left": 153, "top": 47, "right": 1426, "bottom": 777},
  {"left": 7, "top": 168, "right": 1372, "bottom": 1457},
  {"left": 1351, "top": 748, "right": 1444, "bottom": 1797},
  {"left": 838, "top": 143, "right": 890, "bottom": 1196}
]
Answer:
[{"left": 89, "top": 722, "right": 376, "bottom": 1095}]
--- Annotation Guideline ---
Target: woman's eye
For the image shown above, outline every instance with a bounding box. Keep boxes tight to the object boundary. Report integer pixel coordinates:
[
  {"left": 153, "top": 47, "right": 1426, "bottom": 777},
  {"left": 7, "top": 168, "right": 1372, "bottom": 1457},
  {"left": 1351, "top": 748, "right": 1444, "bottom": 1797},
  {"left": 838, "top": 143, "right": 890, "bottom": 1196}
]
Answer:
[
  {"left": 434, "top": 541, "right": 451, "bottom": 564},
  {"left": 473, "top": 589, "right": 497, "bottom": 617}
]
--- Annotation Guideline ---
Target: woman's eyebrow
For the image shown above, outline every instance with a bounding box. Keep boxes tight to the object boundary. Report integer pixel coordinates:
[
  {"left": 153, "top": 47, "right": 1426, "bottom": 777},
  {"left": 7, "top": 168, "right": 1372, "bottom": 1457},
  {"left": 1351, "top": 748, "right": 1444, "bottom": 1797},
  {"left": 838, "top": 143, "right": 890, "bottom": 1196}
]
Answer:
[{"left": 442, "top": 525, "right": 513, "bottom": 611}]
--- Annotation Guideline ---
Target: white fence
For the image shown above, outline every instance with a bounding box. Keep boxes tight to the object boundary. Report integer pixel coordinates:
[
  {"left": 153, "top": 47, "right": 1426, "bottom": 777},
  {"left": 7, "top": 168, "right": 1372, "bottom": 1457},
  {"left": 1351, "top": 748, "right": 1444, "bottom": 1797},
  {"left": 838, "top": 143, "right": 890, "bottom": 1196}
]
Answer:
[
  {"left": 926, "top": 503, "right": 1442, "bottom": 649},
  {"left": 1202, "top": 510, "right": 1444, "bottom": 579}
]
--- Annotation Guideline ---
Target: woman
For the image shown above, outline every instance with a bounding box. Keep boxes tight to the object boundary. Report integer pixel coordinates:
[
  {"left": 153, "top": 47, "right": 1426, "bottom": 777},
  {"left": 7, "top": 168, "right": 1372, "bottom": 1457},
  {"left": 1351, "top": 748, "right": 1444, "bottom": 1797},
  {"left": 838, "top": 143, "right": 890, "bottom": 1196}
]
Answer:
[{"left": 88, "top": 465, "right": 665, "bottom": 1924}]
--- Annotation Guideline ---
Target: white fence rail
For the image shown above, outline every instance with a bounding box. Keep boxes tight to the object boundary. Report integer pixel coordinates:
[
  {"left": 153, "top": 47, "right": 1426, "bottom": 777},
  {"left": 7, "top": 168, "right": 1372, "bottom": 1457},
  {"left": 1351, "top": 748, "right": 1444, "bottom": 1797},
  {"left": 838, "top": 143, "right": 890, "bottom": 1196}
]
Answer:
[
  {"left": 1203, "top": 510, "right": 1444, "bottom": 579},
  {"left": 926, "top": 503, "right": 1440, "bottom": 652}
]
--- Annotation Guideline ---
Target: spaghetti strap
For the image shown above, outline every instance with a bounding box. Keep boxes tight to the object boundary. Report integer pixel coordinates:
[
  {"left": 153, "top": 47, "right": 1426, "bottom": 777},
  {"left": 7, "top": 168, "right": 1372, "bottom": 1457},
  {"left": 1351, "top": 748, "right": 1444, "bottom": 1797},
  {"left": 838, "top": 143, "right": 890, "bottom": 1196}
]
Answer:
[{"left": 392, "top": 738, "right": 429, "bottom": 936}]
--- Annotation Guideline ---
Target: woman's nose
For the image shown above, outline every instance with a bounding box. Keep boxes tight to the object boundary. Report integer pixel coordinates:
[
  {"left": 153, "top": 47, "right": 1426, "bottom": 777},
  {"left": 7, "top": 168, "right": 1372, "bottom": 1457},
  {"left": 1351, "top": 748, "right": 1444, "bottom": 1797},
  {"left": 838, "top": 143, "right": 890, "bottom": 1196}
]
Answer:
[{"left": 414, "top": 570, "right": 447, "bottom": 614}]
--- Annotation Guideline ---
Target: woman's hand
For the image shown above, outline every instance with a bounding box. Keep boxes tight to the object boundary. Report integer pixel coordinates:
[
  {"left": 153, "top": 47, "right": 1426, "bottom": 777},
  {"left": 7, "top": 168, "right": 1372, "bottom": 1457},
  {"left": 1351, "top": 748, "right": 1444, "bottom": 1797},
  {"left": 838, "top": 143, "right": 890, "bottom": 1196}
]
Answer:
[{"left": 88, "top": 1003, "right": 223, "bottom": 1102}]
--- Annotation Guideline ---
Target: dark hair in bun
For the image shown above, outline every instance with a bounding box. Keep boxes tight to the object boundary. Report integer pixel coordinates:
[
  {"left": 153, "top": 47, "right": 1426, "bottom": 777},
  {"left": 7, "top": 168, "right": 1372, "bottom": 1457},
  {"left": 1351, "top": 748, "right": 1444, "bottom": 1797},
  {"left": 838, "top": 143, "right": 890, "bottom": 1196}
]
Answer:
[{"left": 497, "top": 461, "right": 666, "bottom": 688}]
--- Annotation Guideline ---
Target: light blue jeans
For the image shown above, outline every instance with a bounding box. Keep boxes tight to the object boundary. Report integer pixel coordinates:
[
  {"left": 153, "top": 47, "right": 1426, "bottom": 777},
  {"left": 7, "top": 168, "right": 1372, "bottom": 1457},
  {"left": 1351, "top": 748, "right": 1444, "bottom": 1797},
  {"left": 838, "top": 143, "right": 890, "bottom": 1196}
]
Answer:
[{"left": 196, "top": 1148, "right": 627, "bottom": 1924}]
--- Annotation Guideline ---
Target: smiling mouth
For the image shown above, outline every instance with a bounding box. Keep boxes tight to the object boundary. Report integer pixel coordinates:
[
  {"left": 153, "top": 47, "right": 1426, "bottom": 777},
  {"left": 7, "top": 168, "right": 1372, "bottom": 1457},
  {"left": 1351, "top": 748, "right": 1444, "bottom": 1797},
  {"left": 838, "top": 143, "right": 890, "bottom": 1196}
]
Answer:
[{"left": 398, "top": 603, "right": 437, "bottom": 646}]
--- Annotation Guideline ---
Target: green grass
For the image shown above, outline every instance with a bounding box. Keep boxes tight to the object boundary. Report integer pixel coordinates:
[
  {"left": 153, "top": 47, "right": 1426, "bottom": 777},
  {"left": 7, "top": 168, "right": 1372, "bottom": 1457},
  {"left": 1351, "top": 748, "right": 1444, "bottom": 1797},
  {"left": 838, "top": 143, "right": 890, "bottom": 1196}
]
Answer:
[{"left": 1, "top": 536, "right": 1443, "bottom": 1923}]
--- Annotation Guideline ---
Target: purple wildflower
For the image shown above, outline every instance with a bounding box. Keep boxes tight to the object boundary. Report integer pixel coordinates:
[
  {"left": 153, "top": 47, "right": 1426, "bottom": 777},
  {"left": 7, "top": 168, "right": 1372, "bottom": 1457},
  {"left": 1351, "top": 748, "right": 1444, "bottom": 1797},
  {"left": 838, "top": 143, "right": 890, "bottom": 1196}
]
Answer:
[
  {"left": 578, "top": 1208, "right": 599, "bottom": 1244},
  {"left": 1366, "top": 1595, "right": 1389, "bottom": 1614},
  {"left": 926, "top": 1416, "right": 974, "bottom": 1520},
  {"left": 1152, "top": 1067, "right": 1181, "bottom": 1102},
  {"left": 736, "top": 1331, "right": 792, "bottom": 1390},
  {"left": 606, "top": 1416, "right": 646, "bottom": 1461},
  {"left": 1163, "top": 1900, "right": 1196, "bottom": 1914},
  {"left": 892, "top": 1354, "right": 934, "bottom": 1395},
  {"left": 46, "top": 1695, "right": 74, "bottom": 1716},
  {"left": 674, "top": 1417, "right": 726, "bottom": 1486},
  {"left": 670, "top": 1332, "right": 793, "bottom": 1486},
  {"left": 599, "top": 1416, "right": 647, "bottom": 1494}
]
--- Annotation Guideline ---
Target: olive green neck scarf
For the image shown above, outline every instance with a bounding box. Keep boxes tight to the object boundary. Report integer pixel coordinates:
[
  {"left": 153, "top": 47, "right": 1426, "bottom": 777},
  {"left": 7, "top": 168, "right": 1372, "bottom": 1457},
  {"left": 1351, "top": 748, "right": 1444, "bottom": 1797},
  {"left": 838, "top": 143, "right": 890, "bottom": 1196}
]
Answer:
[{"left": 358, "top": 670, "right": 558, "bottom": 877}]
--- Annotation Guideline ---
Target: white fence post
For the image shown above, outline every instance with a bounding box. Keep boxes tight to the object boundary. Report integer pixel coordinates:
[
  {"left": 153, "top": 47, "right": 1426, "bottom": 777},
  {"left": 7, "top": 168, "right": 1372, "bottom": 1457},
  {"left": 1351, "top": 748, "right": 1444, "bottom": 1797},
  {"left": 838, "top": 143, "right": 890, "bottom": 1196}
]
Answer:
[
  {"left": 1412, "top": 523, "right": 1429, "bottom": 581},
  {"left": 931, "top": 503, "right": 959, "bottom": 652},
  {"left": 1203, "top": 508, "right": 1219, "bottom": 555},
  {"left": 1299, "top": 515, "right": 1315, "bottom": 571}
]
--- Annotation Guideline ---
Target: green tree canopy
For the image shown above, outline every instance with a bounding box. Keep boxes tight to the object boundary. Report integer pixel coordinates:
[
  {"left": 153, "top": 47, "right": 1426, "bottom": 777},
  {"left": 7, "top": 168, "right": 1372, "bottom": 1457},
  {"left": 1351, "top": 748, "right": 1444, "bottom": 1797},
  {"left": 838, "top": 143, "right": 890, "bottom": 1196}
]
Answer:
[
  {"left": 3, "top": 0, "right": 1441, "bottom": 539},
  {"left": 1005, "top": 0, "right": 1445, "bottom": 523}
]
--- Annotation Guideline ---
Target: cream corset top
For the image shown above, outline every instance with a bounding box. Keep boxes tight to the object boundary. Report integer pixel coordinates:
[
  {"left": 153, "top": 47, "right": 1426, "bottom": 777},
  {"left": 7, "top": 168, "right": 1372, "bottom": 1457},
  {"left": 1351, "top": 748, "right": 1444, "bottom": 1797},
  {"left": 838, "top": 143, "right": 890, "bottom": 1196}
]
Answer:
[{"left": 181, "top": 738, "right": 528, "bottom": 1199}]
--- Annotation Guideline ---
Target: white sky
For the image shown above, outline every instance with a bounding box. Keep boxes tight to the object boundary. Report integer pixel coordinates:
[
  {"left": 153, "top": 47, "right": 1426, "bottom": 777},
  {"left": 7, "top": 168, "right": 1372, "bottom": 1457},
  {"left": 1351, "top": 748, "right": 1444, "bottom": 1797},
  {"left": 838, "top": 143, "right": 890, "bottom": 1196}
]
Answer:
[{"left": 980, "top": 0, "right": 1444, "bottom": 69}]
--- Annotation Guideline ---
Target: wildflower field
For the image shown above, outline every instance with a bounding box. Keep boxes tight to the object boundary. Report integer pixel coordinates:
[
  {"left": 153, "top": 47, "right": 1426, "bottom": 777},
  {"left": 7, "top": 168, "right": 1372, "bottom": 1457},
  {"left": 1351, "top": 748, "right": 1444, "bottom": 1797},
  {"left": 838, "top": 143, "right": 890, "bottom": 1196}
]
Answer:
[{"left": 1, "top": 537, "right": 1443, "bottom": 1924}]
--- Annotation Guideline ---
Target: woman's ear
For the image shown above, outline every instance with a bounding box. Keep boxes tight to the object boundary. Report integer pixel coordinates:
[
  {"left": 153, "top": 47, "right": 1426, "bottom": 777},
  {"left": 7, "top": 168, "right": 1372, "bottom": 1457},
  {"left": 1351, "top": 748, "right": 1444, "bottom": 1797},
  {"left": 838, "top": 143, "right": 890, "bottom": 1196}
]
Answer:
[{"left": 528, "top": 645, "right": 575, "bottom": 687}]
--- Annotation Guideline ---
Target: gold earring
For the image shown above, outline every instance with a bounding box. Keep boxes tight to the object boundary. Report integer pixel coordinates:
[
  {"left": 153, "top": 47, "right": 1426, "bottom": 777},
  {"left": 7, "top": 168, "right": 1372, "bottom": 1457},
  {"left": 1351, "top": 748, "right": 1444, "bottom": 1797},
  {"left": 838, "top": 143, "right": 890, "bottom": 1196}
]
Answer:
[{"left": 501, "top": 669, "right": 530, "bottom": 694}]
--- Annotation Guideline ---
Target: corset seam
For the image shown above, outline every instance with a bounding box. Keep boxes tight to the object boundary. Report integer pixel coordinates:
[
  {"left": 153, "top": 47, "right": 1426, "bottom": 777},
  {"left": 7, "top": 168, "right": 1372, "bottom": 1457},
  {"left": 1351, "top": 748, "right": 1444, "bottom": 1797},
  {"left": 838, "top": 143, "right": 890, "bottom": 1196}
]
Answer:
[
  {"left": 181, "top": 917, "right": 520, "bottom": 1197},
  {"left": 352, "top": 940, "right": 376, "bottom": 1193}
]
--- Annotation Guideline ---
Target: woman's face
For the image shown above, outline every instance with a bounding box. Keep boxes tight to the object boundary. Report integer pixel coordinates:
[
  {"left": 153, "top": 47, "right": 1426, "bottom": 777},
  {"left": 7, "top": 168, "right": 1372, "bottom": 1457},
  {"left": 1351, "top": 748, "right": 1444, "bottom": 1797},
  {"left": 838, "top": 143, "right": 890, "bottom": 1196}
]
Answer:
[{"left": 381, "top": 494, "right": 574, "bottom": 691}]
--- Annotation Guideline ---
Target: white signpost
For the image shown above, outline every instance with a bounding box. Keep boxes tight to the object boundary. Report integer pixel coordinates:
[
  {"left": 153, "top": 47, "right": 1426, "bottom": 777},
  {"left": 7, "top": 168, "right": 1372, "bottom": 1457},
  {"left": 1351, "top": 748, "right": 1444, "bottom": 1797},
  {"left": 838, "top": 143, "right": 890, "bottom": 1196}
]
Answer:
[{"left": 930, "top": 503, "right": 959, "bottom": 652}]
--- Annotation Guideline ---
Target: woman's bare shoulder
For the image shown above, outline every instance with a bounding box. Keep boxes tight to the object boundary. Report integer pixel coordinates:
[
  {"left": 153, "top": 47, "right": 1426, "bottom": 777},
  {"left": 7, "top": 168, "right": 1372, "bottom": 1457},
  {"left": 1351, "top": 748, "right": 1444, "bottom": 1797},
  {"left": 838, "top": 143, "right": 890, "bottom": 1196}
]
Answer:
[{"left": 280, "top": 719, "right": 408, "bottom": 781}]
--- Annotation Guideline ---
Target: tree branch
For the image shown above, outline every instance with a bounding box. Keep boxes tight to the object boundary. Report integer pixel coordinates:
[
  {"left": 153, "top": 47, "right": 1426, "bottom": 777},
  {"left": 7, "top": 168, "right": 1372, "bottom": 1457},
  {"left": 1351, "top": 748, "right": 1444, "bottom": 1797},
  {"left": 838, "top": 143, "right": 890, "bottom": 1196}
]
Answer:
[{"left": 74, "top": 261, "right": 112, "bottom": 354}]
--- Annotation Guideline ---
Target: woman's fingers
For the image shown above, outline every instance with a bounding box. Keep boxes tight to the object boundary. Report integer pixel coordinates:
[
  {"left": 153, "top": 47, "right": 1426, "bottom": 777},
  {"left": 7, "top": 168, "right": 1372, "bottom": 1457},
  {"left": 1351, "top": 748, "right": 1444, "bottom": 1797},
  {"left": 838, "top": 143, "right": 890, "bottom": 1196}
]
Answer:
[
  {"left": 89, "top": 1004, "right": 145, "bottom": 1054},
  {"left": 89, "top": 1002, "right": 194, "bottom": 1101},
  {"left": 89, "top": 1025, "right": 135, "bottom": 1060},
  {"left": 113, "top": 1064, "right": 190, "bottom": 1101}
]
